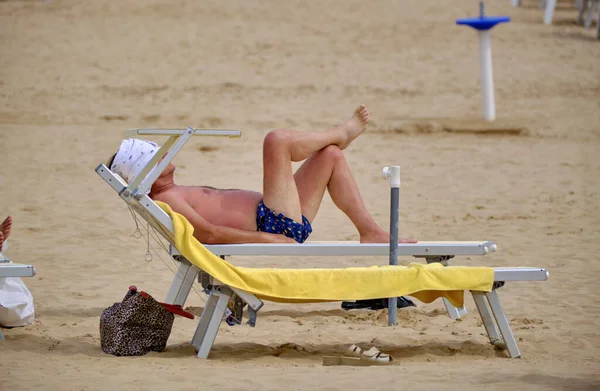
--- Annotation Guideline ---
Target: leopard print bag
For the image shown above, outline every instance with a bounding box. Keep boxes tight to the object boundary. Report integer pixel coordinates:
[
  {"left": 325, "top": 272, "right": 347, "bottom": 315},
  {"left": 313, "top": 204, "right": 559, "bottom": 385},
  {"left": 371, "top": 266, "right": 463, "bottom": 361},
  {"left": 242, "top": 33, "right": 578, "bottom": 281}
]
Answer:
[{"left": 100, "top": 286, "right": 193, "bottom": 356}]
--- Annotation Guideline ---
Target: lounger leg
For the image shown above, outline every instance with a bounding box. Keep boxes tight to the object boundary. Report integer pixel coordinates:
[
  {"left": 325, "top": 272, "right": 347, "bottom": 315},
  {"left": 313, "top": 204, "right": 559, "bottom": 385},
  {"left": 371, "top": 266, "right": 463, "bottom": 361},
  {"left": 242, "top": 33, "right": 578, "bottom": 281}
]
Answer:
[
  {"left": 597, "top": 5, "right": 600, "bottom": 40},
  {"left": 443, "top": 299, "right": 468, "bottom": 320},
  {"left": 544, "top": 0, "right": 556, "bottom": 25},
  {"left": 165, "top": 257, "right": 199, "bottom": 306},
  {"left": 585, "top": 1, "right": 594, "bottom": 28},
  {"left": 486, "top": 290, "right": 521, "bottom": 358},
  {"left": 471, "top": 291, "right": 502, "bottom": 345},
  {"left": 192, "top": 286, "right": 232, "bottom": 359},
  {"left": 577, "top": 0, "right": 586, "bottom": 25}
]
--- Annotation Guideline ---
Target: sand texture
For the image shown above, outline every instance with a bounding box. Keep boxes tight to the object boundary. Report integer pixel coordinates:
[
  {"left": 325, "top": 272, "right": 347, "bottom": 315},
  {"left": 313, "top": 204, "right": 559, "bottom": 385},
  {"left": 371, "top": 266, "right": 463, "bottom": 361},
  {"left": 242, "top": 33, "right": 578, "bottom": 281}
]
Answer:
[{"left": 1, "top": 0, "right": 599, "bottom": 390}]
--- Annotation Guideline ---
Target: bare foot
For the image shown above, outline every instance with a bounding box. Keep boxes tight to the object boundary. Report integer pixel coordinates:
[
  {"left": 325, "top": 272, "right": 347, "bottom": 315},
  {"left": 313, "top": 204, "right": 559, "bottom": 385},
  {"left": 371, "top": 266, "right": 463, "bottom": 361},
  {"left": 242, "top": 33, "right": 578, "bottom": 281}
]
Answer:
[
  {"left": 0, "top": 216, "right": 11, "bottom": 242},
  {"left": 360, "top": 231, "right": 418, "bottom": 244},
  {"left": 337, "top": 105, "right": 370, "bottom": 150}
]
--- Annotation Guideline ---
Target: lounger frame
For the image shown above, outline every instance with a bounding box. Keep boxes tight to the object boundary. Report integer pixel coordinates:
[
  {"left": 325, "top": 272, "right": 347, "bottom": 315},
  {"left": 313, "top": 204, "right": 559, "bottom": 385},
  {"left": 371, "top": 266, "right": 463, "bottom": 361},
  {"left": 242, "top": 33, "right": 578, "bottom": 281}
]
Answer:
[{"left": 96, "top": 128, "right": 549, "bottom": 359}]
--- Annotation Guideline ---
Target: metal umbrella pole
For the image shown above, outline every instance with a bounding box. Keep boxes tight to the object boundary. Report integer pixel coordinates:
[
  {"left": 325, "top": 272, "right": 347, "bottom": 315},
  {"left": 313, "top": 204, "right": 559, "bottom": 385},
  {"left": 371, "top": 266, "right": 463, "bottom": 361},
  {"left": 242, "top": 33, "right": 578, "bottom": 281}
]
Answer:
[{"left": 382, "top": 166, "right": 400, "bottom": 326}]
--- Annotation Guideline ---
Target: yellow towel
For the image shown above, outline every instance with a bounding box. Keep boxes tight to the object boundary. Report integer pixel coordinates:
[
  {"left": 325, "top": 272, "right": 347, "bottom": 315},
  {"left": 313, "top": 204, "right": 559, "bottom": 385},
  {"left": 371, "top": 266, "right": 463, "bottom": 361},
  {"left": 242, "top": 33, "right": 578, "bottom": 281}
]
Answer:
[{"left": 159, "top": 202, "right": 494, "bottom": 307}]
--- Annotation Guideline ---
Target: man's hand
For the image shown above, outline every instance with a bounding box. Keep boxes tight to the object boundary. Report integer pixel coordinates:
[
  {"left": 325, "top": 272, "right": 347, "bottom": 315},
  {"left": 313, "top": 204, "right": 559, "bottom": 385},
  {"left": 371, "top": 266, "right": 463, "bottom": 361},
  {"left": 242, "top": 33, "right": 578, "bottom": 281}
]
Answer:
[{"left": 265, "top": 233, "right": 297, "bottom": 244}]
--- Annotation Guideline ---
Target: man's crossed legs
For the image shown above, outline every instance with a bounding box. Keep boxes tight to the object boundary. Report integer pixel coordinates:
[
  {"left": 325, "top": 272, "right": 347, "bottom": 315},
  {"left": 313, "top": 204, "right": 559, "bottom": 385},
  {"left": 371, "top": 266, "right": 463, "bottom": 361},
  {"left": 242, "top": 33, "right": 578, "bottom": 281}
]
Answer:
[{"left": 260, "top": 105, "right": 416, "bottom": 244}]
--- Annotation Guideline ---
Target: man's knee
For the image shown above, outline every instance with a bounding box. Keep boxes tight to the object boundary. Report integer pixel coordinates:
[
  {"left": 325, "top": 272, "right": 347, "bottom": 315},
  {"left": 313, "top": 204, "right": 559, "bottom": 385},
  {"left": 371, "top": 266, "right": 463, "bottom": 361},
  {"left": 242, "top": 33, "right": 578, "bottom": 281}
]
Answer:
[
  {"left": 320, "top": 144, "right": 344, "bottom": 162},
  {"left": 263, "top": 129, "right": 292, "bottom": 150}
]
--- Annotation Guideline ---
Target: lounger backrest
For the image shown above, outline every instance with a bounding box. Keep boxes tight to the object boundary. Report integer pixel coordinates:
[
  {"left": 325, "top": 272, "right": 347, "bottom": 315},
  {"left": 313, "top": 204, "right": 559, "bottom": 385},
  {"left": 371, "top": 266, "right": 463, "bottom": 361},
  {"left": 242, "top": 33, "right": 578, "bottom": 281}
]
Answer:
[{"left": 96, "top": 163, "right": 176, "bottom": 245}]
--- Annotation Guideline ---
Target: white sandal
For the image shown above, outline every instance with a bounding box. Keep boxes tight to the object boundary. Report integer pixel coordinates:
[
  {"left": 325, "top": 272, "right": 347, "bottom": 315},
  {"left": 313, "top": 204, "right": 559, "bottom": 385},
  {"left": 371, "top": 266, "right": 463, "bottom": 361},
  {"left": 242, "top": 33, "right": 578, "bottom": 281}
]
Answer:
[
  {"left": 347, "top": 344, "right": 362, "bottom": 357},
  {"left": 322, "top": 345, "right": 392, "bottom": 366},
  {"left": 361, "top": 346, "right": 393, "bottom": 364}
]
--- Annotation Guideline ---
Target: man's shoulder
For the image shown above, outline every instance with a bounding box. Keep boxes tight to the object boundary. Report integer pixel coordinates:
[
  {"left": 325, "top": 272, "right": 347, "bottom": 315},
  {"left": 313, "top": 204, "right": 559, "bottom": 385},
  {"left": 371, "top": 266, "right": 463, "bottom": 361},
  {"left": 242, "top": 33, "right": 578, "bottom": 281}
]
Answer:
[{"left": 152, "top": 186, "right": 206, "bottom": 204}]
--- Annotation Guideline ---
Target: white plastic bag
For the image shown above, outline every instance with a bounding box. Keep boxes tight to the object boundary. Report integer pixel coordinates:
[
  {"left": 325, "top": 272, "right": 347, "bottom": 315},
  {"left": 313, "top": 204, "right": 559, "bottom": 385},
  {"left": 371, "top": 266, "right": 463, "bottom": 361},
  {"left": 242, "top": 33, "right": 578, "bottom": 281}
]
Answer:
[{"left": 0, "top": 277, "right": 35, "bottom": 327}]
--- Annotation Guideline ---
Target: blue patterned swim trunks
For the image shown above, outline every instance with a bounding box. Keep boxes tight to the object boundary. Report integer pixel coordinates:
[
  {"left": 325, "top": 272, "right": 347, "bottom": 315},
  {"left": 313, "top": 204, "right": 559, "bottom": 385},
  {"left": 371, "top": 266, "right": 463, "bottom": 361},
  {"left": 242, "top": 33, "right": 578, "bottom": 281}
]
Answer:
[{"left": 256, "top": 200, "right": 312, "bottom": 243}]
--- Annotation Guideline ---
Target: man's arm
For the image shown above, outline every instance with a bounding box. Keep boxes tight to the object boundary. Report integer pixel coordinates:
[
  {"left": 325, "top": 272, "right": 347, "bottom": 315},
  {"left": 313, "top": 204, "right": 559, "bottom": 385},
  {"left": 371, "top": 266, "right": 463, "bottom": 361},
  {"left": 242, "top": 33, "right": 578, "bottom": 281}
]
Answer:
[
  {"left": 209, "top": 224, "right": 295, "bottom": 244},
  {"left": 157, "top": 194, "right": 294, "bottom": 244}
]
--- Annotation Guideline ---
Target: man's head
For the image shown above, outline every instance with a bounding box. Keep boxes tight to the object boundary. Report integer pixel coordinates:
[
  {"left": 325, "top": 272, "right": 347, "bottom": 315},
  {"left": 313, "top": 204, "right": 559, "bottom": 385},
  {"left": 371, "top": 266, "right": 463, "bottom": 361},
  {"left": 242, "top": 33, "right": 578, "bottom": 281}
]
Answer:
[{"left": 109, "top": 139, "right": 159, "bottom": 183}]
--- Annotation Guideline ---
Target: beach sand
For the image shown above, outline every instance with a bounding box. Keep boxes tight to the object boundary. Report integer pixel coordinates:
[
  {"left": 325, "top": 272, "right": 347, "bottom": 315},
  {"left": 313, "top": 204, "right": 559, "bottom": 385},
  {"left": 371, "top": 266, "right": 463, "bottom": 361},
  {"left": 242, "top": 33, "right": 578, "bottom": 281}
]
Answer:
[{"left": 1, "top": 1, "right": 599, "bottom": 390}]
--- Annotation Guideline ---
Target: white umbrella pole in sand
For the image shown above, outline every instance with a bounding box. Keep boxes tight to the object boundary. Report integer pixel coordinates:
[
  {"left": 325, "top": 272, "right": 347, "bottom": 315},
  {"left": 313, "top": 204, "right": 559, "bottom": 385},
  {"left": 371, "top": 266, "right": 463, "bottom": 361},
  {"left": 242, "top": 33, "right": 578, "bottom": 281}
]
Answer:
[{"left": 457, "top": 2, "right": 510, "bottom": 122}]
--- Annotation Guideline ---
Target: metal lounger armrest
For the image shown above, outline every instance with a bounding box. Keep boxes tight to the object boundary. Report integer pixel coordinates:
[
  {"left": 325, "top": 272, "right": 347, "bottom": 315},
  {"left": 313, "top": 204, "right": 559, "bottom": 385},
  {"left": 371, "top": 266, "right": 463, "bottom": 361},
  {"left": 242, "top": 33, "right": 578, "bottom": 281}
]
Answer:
[{"left": 0, "top": 263, "right": 36, "bottom": 278}]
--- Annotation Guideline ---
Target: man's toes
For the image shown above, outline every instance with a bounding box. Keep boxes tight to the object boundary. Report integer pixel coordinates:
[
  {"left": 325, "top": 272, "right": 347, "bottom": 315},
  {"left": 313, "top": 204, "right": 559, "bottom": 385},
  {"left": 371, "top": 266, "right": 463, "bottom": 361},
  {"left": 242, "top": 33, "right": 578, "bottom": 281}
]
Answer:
[{"left": 1, "top": 216, "right": 10, "bottom": 228}]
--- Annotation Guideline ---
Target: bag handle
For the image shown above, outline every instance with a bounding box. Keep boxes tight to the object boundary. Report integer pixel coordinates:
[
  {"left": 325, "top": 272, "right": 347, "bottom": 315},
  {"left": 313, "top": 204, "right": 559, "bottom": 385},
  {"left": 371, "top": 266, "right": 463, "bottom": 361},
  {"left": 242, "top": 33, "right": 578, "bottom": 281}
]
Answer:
[
  {"left": 160, "top": 302, "right": 195, "bottom": 320},
  {"left": 130, "top": 287, "right": 195, "bottom": 319}
]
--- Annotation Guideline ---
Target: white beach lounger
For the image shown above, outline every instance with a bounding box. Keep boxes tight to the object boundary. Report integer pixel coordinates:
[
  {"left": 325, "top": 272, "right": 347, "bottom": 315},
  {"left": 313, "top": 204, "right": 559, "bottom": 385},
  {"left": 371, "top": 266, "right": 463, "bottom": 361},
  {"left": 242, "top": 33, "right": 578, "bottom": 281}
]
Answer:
[
  {"left": 513, "top": 0, "right": 599, "bottom": 38},
  {"left": 511, "top": 0, "right": 558, "bottom": 25},
  {"left": 95, "top": 128, "right": 549, "bottom": 359},
  {"left": 0, "top": 250, "right": 36, "bottom": 340}
]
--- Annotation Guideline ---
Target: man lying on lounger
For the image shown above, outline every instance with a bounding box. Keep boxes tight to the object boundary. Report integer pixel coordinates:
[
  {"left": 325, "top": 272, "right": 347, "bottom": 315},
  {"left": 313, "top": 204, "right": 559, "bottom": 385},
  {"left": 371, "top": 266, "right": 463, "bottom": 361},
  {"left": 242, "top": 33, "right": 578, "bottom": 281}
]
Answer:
[{"left": 108, "top": 105, "right": 417, "bottom": 246}]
